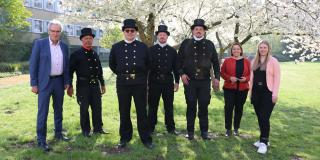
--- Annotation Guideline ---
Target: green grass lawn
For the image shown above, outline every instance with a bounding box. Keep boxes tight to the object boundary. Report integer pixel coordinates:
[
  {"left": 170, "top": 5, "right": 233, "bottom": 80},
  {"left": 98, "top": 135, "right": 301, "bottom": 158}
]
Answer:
[{"left": 0, "top": 62, "right": 319, "bottom": 160}]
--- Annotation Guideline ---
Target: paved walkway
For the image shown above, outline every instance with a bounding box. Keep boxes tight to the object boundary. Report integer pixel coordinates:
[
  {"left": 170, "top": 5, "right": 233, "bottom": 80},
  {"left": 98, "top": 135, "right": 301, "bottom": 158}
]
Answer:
[{"left": 0, "top": 74, "right": 29, "bottom": 88}]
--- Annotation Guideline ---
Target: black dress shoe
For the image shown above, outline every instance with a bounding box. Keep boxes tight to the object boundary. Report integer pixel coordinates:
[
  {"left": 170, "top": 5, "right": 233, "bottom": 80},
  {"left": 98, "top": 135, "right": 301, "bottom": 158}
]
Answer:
[
  {"left": 225, "top": 130, "right": 231, "bottom": 137},
  {"left": 93, "top": 130, "right": 109, "bottom": 134},
  {"left": 201, "top": 132, "right": 211, "bottom": 140},
  {"left": 185, "top": 132, "right": 194, "bottom": 140},
  {"left": 233, "top": 129, "right": 239, "bottom": 136},
  {"left": 168, "top": 130, "right": 179, "bottom": 135},
  {"left": 117, "top": 140, "right": 127, "bottom": 148},
  {"left": 82, "top": 131, "right": 91, "bottom": 137},
  {"left": 55, "top": 134, "right": 70, "bottom": 142},
  {"left": 37, "top": 142, "right": 50, "bottom": 152},
  {"left": 143, "top": 142, "right": 154, "bottom": 149}
]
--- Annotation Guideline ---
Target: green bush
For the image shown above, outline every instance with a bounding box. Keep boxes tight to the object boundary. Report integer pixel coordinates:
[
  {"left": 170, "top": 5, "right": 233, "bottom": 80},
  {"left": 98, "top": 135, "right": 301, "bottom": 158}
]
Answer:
[
  {"left": 0, "top": 62, "right": 29, "bottom": 73},
  {"left": 0, "top": 63, "right": 16, "bottom": 72}
]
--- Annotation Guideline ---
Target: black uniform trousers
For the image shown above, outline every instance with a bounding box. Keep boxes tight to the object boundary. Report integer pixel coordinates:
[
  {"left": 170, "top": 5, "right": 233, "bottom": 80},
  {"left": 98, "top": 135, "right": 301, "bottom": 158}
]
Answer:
[
  {"left": 223, "top": 89, "right": 248, "bottom": 130},
  {"left": 251, "top": 85, "right": 275, "bottom": 144},
  {"left": 76, "top": 85, "right": 103, "bottom": 133},
  {"left": 116, "top": 84, "right": 152, "bottom": 144},
  {"left": 184, "top": 79, "right": 211, "bottom": 133},
  {"left": 148, "top": 82, "right": 175, "bottom": 132}
]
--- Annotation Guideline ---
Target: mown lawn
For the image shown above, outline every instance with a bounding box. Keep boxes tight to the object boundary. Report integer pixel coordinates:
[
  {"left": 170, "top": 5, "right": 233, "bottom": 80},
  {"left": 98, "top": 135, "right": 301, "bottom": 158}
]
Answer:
[{"left": 0, "top": 62, "right": 319, "bottom": 160}]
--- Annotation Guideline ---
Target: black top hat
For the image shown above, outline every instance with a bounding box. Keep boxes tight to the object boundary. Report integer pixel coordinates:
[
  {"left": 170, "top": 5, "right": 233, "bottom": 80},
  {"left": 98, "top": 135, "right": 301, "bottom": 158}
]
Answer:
[
  {"left": 122, "top": 19, "right": 138, "bottom": 31},
  {"left": 155, "top": 24, "right": 170, "bottom": 36},
  {"left": 191, "top": 19, "right": 208, "bottom": 30},
  {"left": 80, "top": 28, "right": 95, "bottom": 40}
]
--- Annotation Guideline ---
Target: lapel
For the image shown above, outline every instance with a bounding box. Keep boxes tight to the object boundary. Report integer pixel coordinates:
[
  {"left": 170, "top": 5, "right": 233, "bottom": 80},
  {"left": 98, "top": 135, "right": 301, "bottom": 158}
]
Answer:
[{"left": 44, "top": 38, "right": 51, "bottom": 71}]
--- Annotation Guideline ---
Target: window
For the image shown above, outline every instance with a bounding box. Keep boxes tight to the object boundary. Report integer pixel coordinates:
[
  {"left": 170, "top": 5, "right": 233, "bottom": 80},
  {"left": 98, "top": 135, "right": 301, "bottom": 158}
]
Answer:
[
  {"left": 65, "top": 25, "right": 74, "bottom": 36},
  {"left": 24, "top": 0, "right": 31, "bottom": 7},
  {"left": 43, "top": 20, "right": 49, "bottom": 33},
  {"left": 33, "top": 19, "right": 43, "bottom": 33},
  {"left": 44, "top": 0, "right": 54, "bottom": 11},
  {"left": 26, "top": 18, "right": 32, "bottom": 32},
  {"left": 33, "top": 0, "right": 43, "bottom": 9},
  {"left": 74, "top": 26, "right": 81, "bottom": 36},
  {"left": 55, "top": 0, "right": 63, "bottom": 13}
]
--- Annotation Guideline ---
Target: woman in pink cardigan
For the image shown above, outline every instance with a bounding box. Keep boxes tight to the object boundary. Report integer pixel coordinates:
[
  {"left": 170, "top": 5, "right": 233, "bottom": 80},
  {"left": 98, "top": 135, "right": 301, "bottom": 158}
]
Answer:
[{"left": 250, "top": 40, "right": 280, "bottom": 154}]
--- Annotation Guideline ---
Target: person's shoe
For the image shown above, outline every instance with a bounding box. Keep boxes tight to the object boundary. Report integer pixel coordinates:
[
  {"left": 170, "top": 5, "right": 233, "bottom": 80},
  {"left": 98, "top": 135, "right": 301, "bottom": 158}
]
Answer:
[
  {"left": 257, "top": 143, "right": 268, "bottom": 154},
  {"left": 253, "top": 140, "right": 270, "bottom": 148},
  {"left": 55, "top": 134, "right": 70, "bottom": 142},
  {"left": 143, "top": 142, "right": 154, "bottom": 149},
  {"left": 117, "top": 140, "right": 127, "bottom": 149},
  {"left": 168, "top": 130, "right": 179, "bottom": 135},
  {"left": 82, "top": 131, "right": 91, "bottom": 137},
  {"left": 253, "top": 140, "right": 261, "bottom": 148},
  {"left": 93, "top": 129, "right": 109, "bottom": 134},
  {"left": 185, "top": 132, "right": 194, "bottom": 140},
  {"left": 233, "top": 129, "right": 239, "bottom": 136},
  {"left": 225, "top": 130, "right": 231, "bottom": 137},
  {"left": 37, "top": 142, "right": 50, "bottom": 152},
  {"left": 201, "top": 132, "right": 211, "bottom": 140}
]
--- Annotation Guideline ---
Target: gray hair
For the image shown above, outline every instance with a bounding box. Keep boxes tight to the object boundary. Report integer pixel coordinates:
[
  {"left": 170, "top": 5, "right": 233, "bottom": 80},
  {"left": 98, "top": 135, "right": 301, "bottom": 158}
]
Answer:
[{"left": 48, "top": 19, "right": 63, "bottom": 32}]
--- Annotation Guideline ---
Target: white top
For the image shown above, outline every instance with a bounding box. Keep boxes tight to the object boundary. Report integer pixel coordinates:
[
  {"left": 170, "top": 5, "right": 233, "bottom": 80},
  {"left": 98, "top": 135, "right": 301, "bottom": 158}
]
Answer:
[
  {"left": 156, "top": 40, "right": 167, "bottom": 47},
  {"left": 49, "top": 38, "right": 63, "bottom": 76},
  {"left": 193, "top": 36, "right": 204, "bottom": 41}
]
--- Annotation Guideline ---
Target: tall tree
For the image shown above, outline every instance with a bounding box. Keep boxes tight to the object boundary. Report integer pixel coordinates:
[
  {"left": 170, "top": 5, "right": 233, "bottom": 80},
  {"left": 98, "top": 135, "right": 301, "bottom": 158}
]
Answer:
[
  {"left": 0, "top": 0, "right": 31, "bottom": 45},
  {"left": 61, "top": 0, "right": 320, "bottom": 59}
]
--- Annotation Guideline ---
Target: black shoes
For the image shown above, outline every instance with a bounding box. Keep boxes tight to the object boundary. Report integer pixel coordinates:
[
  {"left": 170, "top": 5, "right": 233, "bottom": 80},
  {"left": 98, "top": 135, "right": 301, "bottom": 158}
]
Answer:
[
  {"left": 82, "top": 131, "right": 91, "bottom": 137},
  {"left": 225, "top": 130, "right": 231, "bottom": 137},
  {"left": 201, "top": 132, "right": 211, "bottom": 140},
  {"left": 143, "top": 142, "right": 154, "bottom": 149},
  {"left": 185, "top": 132, "right": 194, "bottom": 140},
  {"left": 93, "top": 129, "right": 109, "bottom": 134},
  {"left": 168, "top": 130, "right": 179, "bottom": 135},
  {"left": 37, "top": 142, "right": 50, "bottom": 152},
  {"left": 233, "top": 129, "right": 239, "bottom": 136},
  {"left": 117, "top": 140, "right": 128, "bottom": 148},
  {"left": 55, "top": 134, "right": 70, "bottom": 142}
]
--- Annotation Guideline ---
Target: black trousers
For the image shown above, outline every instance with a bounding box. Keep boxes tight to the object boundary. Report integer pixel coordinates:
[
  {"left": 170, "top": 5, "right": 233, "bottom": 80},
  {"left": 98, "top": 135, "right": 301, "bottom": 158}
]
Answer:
[
  {"left": 223, "top": 89, "right": 248, "bottom": 130},
  {"left": 76, "top": 86, "right": 103, "bottom": 133},
  {"left": 184, "top": 79, "right": 211, "bottom": 133},
  {"left": 116, "top": 84, "right": 152, "bottom": 144},
  {"left": 251, "top": 85, "right": 275, "bottom": 144},
  {"left": 148, "top": 82, "right": 175, "bottom": 132}
]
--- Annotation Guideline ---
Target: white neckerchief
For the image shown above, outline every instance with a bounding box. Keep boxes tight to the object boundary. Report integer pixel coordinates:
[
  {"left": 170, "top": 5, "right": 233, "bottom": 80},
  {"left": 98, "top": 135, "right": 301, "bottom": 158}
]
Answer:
[
  {"left": 193, "top": 36, "right": 204, "bottom": 41},
  {"left": 156, "top": 40, "right": 167, "bottom": 48},
  {"left": 124, "top": 39, "right": 135, "bottom": 44}
]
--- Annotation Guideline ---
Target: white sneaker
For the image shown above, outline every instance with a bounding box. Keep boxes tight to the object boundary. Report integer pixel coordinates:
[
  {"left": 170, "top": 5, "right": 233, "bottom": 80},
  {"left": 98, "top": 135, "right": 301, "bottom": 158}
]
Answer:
[
  {"left": 253, "top": 140, "right": 261, "bottom": 148},
  {"left": 253, "top": 140, "right": 270, "bottom": 148},
  {"left": 257, "top": 143, "right": 268, "bottom": 154}
]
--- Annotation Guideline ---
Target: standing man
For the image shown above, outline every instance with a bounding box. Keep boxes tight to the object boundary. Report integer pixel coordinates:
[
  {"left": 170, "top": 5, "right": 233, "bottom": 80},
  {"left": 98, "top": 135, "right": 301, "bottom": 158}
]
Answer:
[
  {"left": 147, "top": 24, "right": 179, "bottom": 135},
  {"left": 67, "top": 28, "right": 107, "bottom": 137},
  {"left": 109, "top": 19, "right": 153, "bottom": 149},
  {"left": 177, "top": 19, "right": 220, "bottom": 140},
  {"left": 29, "top": 19, "right": 70, "bottom": 152}
]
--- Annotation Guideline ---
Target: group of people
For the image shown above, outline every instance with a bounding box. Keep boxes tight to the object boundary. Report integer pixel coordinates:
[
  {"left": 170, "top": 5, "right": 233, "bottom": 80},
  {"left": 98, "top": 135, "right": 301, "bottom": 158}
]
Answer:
[{"left": 29, "top": 18, "right": 280, "bottom": 154}]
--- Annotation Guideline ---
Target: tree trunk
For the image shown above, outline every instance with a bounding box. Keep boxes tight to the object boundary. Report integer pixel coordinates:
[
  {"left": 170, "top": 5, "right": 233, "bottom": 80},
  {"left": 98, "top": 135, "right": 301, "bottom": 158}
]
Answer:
[{"left": 136, "top": 13, "right": 155, "bottom": 47}]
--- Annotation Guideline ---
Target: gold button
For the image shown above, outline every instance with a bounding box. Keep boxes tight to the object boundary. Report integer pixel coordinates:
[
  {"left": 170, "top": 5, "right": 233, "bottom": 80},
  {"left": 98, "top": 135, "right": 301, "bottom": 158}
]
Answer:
[
  {"left": 125, "top": 50, "right": 127, "bottom": 52},
  {"left": 133, "top": 50, "right": 136, "bottom": 52},
  {"left": 126, "top": 63, "right": 128, "bottom": 65}
]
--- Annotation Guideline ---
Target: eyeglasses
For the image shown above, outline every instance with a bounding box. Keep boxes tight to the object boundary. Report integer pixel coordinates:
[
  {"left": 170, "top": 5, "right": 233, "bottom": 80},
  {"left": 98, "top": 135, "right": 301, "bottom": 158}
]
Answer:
[
  {"left": 50, "top": 30, "right": 61, "bottom": 33},
  {"left": 124, "top": 29, "right": 136, "bottom": 33}
]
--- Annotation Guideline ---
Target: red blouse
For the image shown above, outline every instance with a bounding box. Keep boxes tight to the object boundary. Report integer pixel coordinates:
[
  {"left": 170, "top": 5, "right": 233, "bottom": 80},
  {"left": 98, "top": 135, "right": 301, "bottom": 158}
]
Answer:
[{"left": 220, "top": 57, "right": 251, "bottom": 91}]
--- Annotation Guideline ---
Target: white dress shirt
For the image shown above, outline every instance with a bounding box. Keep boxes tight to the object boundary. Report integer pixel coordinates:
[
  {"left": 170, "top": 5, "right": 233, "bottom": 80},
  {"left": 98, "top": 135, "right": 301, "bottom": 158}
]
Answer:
[{"left": 49, "top": 38, "right": 63, "bottom": 76}]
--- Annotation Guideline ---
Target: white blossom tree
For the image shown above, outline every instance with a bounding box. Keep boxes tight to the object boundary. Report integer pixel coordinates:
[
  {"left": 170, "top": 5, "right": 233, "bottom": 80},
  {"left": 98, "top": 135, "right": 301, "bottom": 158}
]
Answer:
[{"left": 61, "top": 0, "right": 320, "bottom": 60}]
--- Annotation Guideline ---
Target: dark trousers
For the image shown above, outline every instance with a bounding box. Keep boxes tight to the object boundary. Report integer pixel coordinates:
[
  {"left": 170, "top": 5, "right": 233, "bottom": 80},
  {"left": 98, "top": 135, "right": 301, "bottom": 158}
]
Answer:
[
  {"left": 37, "top": 77, "right": 64, "bottom": 143},
  {"left": 148, "top": 83, "right": 175, "bottom": 132},
  {"left": 184, "top": 79, "right": 211, "bottom": 133},
  {"left": 251, "top": 85, "right": 275, "bottom": 144},
  {"left": 117, "top": 84, "right": 152, "bottom": 144},
  {"left": 223, "top": 89, "right": 248, "bottom": 130},
  {"left": 76, "top": 86, "right": 103, "bottom": 133}
]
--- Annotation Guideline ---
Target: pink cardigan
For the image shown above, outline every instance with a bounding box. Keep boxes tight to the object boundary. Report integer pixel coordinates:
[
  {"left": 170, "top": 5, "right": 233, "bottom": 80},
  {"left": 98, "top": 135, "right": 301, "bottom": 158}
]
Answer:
[{"left": 250, "top": 56, "right": 281, "bottom": 98}]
